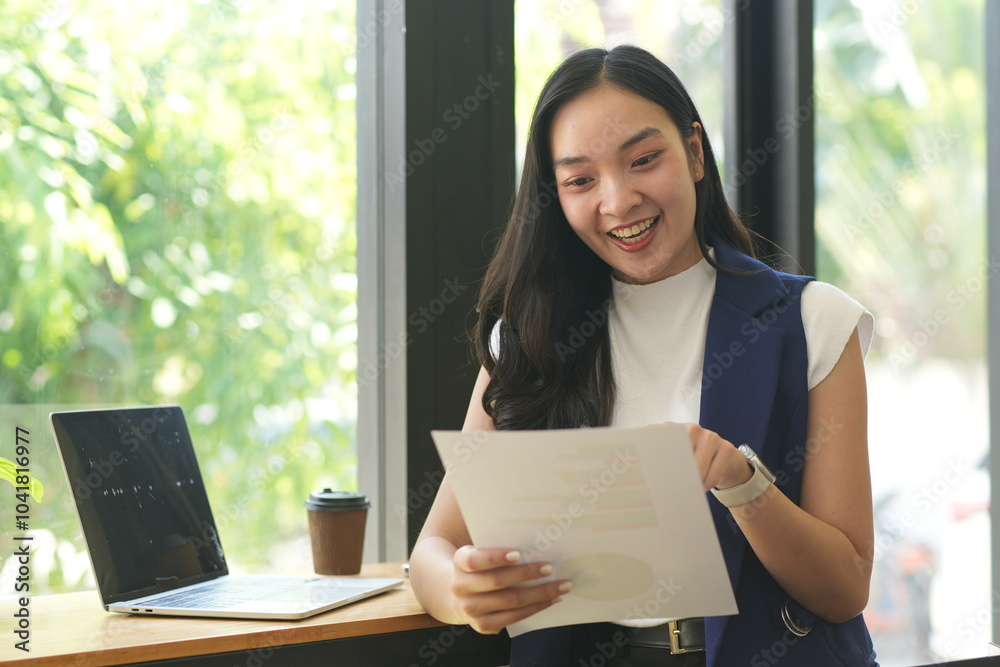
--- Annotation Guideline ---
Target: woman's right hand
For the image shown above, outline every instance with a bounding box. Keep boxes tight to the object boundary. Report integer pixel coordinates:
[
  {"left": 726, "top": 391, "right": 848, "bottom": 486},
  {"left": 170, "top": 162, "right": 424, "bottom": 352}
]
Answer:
[{"left": 450, "top": 545, "right": 572, "bottom": 634}]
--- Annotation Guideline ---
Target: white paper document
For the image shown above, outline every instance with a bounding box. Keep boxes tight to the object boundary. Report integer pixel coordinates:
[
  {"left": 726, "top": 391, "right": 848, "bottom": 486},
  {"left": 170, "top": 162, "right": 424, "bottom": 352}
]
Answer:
[{"left": 431, "top": 424, "right": 739, "bottom": 636}]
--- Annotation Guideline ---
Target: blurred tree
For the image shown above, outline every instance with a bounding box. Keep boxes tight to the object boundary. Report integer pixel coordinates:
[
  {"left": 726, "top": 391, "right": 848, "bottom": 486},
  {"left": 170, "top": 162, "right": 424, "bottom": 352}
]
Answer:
[
  {"left": 0, "top": 0, "right": 359, "bottom": 592},
  {"left": 815, "top": 0, "right": 985, "bottom": 365}
]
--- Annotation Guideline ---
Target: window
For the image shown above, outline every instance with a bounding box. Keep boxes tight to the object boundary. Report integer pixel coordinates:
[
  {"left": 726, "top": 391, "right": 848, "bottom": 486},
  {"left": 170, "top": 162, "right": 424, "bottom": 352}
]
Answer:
[
  {"left": 815, "top": 0, "right": 989, "bottom": 662},
  {"left": 515, "top": 1, "right": 991, "bottom": 663},
  {"left": 0, "top": 0, "right": 359, "bottom": 593},
  {"left": 515, "top": 0, "right": 726, "bottom": 176}
]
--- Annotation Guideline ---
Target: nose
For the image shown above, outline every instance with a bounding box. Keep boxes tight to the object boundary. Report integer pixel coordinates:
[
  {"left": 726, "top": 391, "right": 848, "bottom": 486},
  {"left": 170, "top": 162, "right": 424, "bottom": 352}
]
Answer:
[{"left": 598, "top": 174, "right": 642, "bottom": 218}]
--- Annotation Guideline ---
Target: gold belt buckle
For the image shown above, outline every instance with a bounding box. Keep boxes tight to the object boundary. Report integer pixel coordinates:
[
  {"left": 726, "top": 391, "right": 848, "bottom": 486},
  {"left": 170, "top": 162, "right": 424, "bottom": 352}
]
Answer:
[{"left": 667, "top": 619, "right": 698, "bottom": 654}]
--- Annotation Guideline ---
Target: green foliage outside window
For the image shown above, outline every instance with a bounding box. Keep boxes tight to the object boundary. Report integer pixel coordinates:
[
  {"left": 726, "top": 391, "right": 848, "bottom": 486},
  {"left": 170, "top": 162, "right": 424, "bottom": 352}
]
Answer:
[
  {"left": 0, "top": 0, "right": 359, "bottom": 593},
  {"left": 814, "top": 0, "right": 985, "bottom": 364}
]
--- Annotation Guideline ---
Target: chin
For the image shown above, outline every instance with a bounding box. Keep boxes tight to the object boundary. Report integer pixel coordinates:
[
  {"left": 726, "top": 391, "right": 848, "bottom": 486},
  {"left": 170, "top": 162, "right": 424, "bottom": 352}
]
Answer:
[{"left": 614, "top": 267, "right": 659, "bottom": 285}]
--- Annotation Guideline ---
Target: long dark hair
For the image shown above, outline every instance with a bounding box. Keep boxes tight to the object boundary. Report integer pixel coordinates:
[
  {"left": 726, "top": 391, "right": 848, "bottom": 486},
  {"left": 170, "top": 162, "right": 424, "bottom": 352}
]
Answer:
[{"left": 476, "top": 45, "right": 756, "bottom": 430}]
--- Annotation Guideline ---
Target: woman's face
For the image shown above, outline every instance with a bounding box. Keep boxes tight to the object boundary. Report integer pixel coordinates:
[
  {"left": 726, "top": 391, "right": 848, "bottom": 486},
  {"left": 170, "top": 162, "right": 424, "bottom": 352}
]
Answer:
[{"left": 550, "top": 85, "right": 705, "bottom": 285}]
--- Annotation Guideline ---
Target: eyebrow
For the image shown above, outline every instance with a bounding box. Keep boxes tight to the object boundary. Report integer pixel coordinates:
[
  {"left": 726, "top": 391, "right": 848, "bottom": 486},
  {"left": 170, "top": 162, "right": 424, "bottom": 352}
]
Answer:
[{"left": 553, "top": 127, "right": 664, "bottom": 170}]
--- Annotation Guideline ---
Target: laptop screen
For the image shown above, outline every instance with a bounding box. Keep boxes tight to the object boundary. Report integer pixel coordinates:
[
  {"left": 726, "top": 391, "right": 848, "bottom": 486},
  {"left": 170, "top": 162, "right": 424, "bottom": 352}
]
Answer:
[{"left": 52, "top": 406, "right": 228, "bottom": 605}]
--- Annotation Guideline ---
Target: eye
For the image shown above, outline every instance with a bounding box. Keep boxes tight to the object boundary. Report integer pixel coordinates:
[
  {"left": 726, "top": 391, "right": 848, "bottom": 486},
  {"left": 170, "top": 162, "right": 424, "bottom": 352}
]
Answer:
[
  {"left": 562, "top": 176, "right": 592, "bottom": 188},
  {"left": 632, "top": 151, "right": 661, "bottom": 168}
]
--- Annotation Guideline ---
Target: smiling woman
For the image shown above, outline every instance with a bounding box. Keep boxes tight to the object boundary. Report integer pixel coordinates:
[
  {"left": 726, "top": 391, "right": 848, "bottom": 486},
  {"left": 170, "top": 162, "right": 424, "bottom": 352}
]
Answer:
[
  {"left": 550, "top": 87, "right": 704, "bottom": 284},
  {"left": 409, "top": 45, "right": 878, "bottom": 667}
]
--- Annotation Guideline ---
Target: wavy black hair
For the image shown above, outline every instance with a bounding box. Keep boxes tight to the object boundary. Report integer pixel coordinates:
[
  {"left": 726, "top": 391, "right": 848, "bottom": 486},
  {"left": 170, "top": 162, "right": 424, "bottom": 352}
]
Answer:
[{"left": 475, "top": 45, "right": 757, "bottom": 430}]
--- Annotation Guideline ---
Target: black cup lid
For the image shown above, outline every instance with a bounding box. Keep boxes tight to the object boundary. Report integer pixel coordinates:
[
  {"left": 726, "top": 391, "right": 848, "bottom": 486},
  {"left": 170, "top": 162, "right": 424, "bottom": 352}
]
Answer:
[{"left": 305, "top": 488, "right": 370, "bottom": 512}]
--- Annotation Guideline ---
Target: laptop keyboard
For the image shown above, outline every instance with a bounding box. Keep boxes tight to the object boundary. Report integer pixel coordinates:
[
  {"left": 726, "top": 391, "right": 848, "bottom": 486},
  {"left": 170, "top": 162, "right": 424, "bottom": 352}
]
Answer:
[{"left": 139, "top": 577, "right": 311, "bottom": 609}]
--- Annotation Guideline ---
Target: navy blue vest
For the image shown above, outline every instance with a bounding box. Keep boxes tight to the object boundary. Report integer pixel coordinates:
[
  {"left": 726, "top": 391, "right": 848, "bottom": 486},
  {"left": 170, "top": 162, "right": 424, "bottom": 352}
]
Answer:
[{"left": 510, "top": 243, "right": 877, "bottom": 667}]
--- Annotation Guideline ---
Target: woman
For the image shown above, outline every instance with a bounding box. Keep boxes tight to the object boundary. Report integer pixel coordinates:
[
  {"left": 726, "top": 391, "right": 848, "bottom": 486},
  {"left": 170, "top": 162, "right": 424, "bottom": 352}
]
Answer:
[{"left": 409, "top": 45, "right": 877, "bottom": 666}]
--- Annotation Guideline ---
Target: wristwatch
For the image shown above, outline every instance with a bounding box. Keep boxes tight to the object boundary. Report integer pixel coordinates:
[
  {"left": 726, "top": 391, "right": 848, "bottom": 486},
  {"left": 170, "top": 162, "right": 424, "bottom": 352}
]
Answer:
[{"left": 711, "top": 444, "right": 776, "bottom": 508}]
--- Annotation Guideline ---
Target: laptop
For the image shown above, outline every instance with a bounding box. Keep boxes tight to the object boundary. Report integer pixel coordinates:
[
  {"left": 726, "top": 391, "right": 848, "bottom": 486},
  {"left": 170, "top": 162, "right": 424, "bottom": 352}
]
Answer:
[{"left": 50, "top": 405, "right": 403, "bottom": 620}]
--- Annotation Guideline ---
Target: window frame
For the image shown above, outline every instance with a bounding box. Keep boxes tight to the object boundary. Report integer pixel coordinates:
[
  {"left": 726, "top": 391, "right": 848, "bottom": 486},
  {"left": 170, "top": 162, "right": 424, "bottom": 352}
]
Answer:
[
  {"left": 359, "top": 7, "right": 999, "bottom": 650},
  {"left": 988, "top": 0, "right": 1000, "bottom": 644},
  {"left": 723, "top": 0, "right": 815, "bottom": 273},
  {"left": 356, "top": 0, "right": 515, "bottom": 560}
]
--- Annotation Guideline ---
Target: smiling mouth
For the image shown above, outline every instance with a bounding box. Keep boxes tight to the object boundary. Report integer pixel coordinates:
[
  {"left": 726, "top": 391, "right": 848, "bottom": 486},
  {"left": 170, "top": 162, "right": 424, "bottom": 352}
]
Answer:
[{"left": 608, "top": 217, "right": 658, "bottom": 245}]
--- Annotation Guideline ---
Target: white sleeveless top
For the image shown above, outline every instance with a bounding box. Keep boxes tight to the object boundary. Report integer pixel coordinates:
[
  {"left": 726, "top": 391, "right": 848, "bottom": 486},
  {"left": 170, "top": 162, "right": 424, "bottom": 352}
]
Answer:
[
  {"left": 608, "top": 254, "right": 872, "bottom": 627},
  {"left": 609, "top": 254, "right": 873, "bottom": 428},
  {"left": 488, "top": 254, "right": 873, "bottom": 626}
]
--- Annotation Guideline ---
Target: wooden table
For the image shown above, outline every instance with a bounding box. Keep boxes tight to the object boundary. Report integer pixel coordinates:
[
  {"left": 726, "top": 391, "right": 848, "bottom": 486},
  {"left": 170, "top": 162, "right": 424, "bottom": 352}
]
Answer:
[{"left": 0, "top": 563, "right": 510, "bottom": 666}]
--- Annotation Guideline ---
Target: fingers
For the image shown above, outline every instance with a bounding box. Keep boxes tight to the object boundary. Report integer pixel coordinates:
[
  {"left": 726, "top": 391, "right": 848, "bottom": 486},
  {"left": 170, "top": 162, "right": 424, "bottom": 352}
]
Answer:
[
  {"left": 452, "top": 547, "right": 557, "bottom": 595},
  {"left": 685, "top": 424, "right": 717, "bottom": 489},
  {"left": 463, "top": 596, "right": 563, "bottom": 635},
  {"left": 685, "top": 423, "right": 745, "bottom": 491},
  {"left": 454, "top": 545, "right": 524, "bottom": 573},
  {"left": 450, "top": 545, "right": 572, "bottom": 634},
  {"left": 455, "top": 578, "right": 571, "bottom": 634}
]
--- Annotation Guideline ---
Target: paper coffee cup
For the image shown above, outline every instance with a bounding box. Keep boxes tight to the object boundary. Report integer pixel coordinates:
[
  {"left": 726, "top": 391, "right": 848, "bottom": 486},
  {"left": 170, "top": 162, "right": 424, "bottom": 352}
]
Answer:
[{"left": 306, "top": 489, "right": 370, "bottom": 575}]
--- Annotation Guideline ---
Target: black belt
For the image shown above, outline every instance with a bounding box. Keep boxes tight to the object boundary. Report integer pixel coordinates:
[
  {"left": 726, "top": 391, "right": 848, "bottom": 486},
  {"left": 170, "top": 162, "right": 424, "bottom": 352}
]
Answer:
[{"left": 626, "top": 618, "right": 705, "bottom": 654}]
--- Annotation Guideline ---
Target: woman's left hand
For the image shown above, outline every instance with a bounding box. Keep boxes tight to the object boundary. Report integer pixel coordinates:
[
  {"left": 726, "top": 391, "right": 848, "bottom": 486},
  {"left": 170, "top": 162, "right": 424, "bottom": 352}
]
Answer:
[{"left": 682, "top": 423, "right": 754, "bottom": 491}]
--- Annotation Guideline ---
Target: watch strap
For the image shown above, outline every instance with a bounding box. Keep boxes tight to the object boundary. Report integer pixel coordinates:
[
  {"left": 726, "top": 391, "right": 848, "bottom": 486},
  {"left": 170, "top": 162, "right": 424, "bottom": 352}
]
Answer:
[{"left": 710, "top": 447, "right": 774, "bottom": 508}]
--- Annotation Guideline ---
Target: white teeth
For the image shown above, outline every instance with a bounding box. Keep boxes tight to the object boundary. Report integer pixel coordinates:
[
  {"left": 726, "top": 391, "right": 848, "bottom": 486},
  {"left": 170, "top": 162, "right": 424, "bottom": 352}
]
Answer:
[{"left": 610, "top": 217, "right": 655, "bottom": 240}]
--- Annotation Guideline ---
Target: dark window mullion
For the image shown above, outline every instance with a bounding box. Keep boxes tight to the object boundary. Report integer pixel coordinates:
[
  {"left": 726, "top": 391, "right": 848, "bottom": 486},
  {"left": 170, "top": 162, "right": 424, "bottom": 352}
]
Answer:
[{"left": 724, "top": 0, "right": 814, "bottom": 273}]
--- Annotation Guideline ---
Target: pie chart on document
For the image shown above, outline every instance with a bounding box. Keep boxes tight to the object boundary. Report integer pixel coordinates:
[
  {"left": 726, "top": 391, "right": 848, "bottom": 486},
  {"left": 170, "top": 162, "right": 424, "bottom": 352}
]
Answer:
[{"left": 556, "top": 552, "right": 655, "bottom": 601}]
